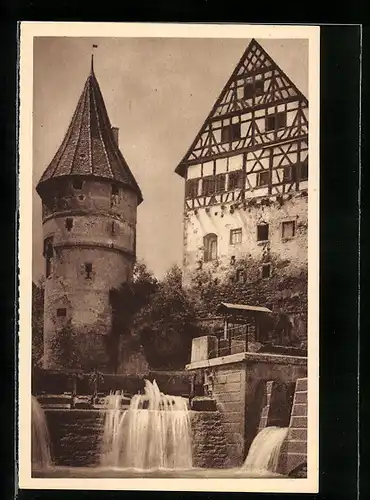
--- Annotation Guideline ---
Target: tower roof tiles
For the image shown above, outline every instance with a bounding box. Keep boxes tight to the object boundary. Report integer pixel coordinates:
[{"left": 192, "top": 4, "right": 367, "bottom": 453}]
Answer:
[{"left": 36, "top": 59, "right": 143, "bottom": 204}]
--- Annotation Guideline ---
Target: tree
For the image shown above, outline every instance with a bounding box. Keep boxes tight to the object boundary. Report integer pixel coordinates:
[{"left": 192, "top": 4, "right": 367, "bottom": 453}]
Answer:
[
  {"left": 109, "top": 261, "right": 159, "bottom": 371},
  {"left": 135, "top": 265, "right": 202, "bottom": 369},
  {"left": 32, "top": 279, "right": 45, "bottom": 368}
]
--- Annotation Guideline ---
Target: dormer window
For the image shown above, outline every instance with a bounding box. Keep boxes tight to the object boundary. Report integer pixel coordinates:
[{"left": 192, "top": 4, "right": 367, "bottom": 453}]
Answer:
[
  {"left": 266, "top": 111, "right": 287, "bottom": 131},
  {"left": 244, "top": 79, "right": 264, "bottom": 99},
  {"left": 221, "top": 123, "right": 241, "bottom": 143},
  {"left": 72, "top": 178, "right": 83, "bottom": 190}
]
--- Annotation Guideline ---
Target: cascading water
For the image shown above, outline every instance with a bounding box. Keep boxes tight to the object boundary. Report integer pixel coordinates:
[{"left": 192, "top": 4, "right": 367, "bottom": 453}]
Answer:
[
  {"left": 100, "top": 380, "right": 193, "bottom": 470},
  {"left": 31, "top": 396, "right": 52, "bottom": 469},
  {"left": 242, "top": 426, "right": 288, "bottom": 474},
  {"left": 100, "top": 391, "right": 128, "bottom": 467}
]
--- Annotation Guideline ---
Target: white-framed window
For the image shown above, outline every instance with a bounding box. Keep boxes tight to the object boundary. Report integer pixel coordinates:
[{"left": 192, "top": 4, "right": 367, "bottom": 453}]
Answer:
[{"left": 230, "top": 228, "right": 242, "bottom": 245}]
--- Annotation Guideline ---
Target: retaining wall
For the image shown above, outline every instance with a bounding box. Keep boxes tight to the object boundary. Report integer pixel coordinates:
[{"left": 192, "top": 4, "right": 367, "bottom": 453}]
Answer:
[{"left": 44, "top": 408, "right": 229, "bottom": 469}]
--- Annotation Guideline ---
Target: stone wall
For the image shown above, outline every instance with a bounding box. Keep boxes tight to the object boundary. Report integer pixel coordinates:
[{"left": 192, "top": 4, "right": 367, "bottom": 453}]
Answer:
[
  {"left": 46, "top": 409, "right": 104, "bottom": 467},
  {"left": 183, "top": 193, "right": 308, "bottom": 283},
  {"left": 191, "top": 411, "right": 229, "bottom": 468},
  {"left": 208, "top": 363, "right": 247, "bottom": 466},
  {"left": 45, "top": 407, "right": 229, "bottom": 469}
]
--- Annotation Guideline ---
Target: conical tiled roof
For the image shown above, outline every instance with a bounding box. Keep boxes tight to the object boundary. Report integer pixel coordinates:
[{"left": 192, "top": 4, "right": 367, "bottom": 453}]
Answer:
[{"left": 36, "top": 61, "right": 143, "bottom": 204}]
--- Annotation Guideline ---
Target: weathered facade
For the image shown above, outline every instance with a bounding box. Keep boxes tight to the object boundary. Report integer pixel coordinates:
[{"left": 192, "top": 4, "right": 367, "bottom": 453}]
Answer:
[
  {"left": 175, "top": 39, "right": 308, "bottom": 340},
  {"left": 36, "top": 58, "right": 143, "bottom": 371}
]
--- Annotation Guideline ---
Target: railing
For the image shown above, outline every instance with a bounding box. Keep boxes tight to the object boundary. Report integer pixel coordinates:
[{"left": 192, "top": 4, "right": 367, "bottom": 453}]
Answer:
[{"left": 215, "top": 324, "right": 249, "bottom": 357}]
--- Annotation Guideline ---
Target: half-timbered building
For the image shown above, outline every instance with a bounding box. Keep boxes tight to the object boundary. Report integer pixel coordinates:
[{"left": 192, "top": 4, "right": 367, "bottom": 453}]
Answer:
[{"left": 175, "top": 39, "right": 309, "bottom": 340}]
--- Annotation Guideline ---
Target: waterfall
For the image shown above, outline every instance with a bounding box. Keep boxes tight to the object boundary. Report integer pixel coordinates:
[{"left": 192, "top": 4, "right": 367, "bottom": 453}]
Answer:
[
  {"left": 100, "top": 380, "right": 193, "bottom": 470},
  {"left": 31, "top": 396, "right": 52, "bottom": 469},
  {"left": 242, "top": 426, "right": 288, "bottom": 474}
]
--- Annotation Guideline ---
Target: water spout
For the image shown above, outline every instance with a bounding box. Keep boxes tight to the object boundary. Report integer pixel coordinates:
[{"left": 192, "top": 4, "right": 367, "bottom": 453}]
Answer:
[
  {"left": 31, "top": 396, "right": 52, "bottom": 469},
  {"left": 100, "top": 380, "right": 193, "bottom": 470},
  {"left": 242, "top": 426, "right": 288, "bottom": 474}
]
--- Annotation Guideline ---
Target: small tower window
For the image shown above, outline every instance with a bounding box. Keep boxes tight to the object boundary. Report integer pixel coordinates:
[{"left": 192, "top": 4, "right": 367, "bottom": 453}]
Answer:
[
  {"left": 203, "top": 233, "right": 218, "bottom": 262},
  {"left": 65, "top": 218, "right": 73, "bottom": 231},
  {"left": 257, "top": 171, "right": 270, "bottom": 187},
  {"left": 262, "top": 263, "right": 271, "bottom": 278},
  {"left": 56, "top": 308, "right": 66, "bottom": 317},
  {"left": 230, "top": 228, "right": 242, "bottom": 245},
  {"left": 111, "top": 184, "right": 119, "bottom": 196},
  {"left": 282, "top": 220, "right": 296, "bottom": 239},
  {"left": 44, "top": 237, "right": 53, "bottom": 278},
  {"left": 72, "top": 178, "right": 83, "bottom": 190},
  {"left": 85, "top": 262, "right": 93, "bottom": 279},
  {"left": 257, "top": 223, "right": 269, "bottom": 242},
  {"left": 111, "top": 221, "right": 116, "bottom": 235}
]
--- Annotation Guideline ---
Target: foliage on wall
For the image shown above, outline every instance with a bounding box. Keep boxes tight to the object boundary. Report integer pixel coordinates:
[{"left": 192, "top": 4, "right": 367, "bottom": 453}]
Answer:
[
  {"left": 187, "top": 254, "right": 308, "bottom": 344},
  {"left": 32, "top": 279, "right": 45, "bottom": 367},
  {"left": 134, "top": 265, "right": 202, "bottom": 369},
  {"left": 110, "top": 263, "right": 203, "bottom": 370}
]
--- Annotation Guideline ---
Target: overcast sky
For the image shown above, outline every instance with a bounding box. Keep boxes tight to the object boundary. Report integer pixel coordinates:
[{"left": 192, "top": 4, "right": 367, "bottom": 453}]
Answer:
[{"left": 32, "top": 36, "right": 308, "bottom": 281}]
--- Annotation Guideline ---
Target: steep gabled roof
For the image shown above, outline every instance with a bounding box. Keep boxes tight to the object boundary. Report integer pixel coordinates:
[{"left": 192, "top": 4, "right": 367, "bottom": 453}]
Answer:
[
  {"left": 175, "top": 38, "right": 308, "bottom": 178},
  {"left": 36, "top": 59, "right": 143, "bottom": 204}
]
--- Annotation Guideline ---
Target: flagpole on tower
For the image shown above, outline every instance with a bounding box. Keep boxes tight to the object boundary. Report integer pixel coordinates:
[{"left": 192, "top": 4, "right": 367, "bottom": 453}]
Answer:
[{"left": 91, "top": 44, "right": 98, "bottom": 73}]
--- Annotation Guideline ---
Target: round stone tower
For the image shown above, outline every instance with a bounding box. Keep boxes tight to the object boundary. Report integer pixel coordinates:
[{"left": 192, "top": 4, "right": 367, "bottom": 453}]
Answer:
[{"left": 36, "top": 58, "right": 143, "bottom": 372}]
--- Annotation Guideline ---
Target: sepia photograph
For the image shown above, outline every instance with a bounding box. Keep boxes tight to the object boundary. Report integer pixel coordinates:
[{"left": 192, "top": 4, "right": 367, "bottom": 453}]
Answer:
[{"left": 18, "top": 22, "right": 320, "bottom": 493}]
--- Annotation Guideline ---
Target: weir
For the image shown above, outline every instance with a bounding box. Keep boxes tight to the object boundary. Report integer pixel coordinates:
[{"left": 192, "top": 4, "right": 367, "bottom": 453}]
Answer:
[
  {"left": 242, "top": 426, "right": 289, "bottom": 474},
  {"left": 31, "top": 376, "right": 307, "bottom": 478},
  {"left": 100, "top": 380, "right": 193, "bottom": 470}
]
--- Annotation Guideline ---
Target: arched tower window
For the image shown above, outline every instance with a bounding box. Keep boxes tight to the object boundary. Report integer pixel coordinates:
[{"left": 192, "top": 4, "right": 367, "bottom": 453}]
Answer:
[{"left": 203, "top": 233, "right": 218, "bottom": 262}]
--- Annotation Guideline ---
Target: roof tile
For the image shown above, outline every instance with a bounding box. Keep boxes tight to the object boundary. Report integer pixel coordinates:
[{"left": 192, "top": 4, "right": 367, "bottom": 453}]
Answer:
[{"left": 37, "top": 67, "right": 143, "bottom": 204}]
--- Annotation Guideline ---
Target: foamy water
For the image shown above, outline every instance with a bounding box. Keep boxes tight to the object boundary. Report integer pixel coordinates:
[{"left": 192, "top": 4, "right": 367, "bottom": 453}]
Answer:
[
  {"left": 31, "top": 396, "right": 52, "bottom": 469},
  {"left": 242, "top": 426, "right": 288, "bottom": 473},
  {"left": 100, "top": 380, "right": 193, "bottom": 470}
]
